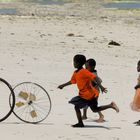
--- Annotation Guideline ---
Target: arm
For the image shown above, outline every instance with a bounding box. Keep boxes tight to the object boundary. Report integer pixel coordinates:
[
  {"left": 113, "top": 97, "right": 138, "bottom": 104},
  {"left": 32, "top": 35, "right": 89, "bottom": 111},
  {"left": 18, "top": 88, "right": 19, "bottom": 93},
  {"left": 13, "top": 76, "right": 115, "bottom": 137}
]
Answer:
[
  {"left": 58, "top": 71, "right": 76, "bottom": 89},
  {"left": 58, "top": 81, "right": 72, "bottom": 89},
  {"left": 84, "top": 70, "right": 107, "bottom": 93},
  {"left": 93, "top": 77, "right": 107, "bottom": 93}
]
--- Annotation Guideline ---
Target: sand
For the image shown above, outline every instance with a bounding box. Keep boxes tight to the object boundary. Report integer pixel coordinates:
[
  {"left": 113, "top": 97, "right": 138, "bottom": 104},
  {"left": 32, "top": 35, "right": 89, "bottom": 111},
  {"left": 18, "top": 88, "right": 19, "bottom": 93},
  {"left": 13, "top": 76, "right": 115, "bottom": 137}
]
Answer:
[{"left": 0, "top": 0, "right": 140, "bottom": 139}]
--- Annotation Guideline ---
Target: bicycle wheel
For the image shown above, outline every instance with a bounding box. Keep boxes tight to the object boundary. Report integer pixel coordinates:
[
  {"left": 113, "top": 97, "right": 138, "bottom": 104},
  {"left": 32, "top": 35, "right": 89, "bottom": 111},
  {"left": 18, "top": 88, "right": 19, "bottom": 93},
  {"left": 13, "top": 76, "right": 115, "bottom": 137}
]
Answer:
[
  {"left": 10, "top": 82, "right": 51, "bottom": 124},
  {"left": 0, "top": 78, "right": 15, "bottom": 122}
]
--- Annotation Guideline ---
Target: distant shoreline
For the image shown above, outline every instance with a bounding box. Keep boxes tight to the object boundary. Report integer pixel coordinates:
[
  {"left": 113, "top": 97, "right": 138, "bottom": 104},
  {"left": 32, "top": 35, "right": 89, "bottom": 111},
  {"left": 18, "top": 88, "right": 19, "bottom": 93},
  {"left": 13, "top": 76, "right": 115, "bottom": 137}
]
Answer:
[
  {"left": 0, "top": 0, "right": 140, "bottom": 18},
  {"left": 0, "top": 0, "right": 102, "bottom": 16},
  {"left": 104, "top": 0, "right": 140, "bottom": 9}
]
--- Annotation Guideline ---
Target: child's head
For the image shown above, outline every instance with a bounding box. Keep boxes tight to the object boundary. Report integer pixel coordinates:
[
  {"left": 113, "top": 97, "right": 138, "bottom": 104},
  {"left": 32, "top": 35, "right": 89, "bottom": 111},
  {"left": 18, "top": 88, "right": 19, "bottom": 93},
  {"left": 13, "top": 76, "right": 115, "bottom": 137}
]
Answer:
[
  {"left": 73, "top": 54, "right": 86, "bottom": 69},
  {"left": 137, "top": 60, "right": 140, "bottom": 72},
  {"left": 85, "top": 59, "right": 96, "bottom": 72}
]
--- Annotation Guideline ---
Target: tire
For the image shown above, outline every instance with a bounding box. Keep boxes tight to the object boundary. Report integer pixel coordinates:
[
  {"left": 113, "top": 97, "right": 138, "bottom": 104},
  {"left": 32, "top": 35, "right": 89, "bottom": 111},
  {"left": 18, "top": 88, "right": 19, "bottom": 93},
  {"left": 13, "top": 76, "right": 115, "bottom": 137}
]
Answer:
[
  {"left": 10, "top": 82, "right": 51, "bottom": 124},
  {"left": 0, "top": 78, "right": 15, "bottom": 122}
]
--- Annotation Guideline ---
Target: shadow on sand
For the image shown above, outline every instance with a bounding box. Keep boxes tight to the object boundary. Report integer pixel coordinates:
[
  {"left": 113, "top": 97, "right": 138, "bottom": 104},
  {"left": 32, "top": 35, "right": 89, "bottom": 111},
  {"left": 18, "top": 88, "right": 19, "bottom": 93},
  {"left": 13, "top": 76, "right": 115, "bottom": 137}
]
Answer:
[
  {"left": 0, "top": 121, "right": 54, "bottom": 125},
  {"left": 84, "top": 125, "right": 121, "bottom": 130}
]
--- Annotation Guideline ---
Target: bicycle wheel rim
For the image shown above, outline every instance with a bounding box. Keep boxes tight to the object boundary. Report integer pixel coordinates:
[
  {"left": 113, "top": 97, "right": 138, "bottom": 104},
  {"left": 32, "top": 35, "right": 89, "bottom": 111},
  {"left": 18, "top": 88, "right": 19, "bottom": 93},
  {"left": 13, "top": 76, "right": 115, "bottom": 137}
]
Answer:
[
  {"left": 0, "top": 78, "right": 15, "bottom": 122},
  {"left": 10, "top": 82, "right": 51, "bottom": 124}
]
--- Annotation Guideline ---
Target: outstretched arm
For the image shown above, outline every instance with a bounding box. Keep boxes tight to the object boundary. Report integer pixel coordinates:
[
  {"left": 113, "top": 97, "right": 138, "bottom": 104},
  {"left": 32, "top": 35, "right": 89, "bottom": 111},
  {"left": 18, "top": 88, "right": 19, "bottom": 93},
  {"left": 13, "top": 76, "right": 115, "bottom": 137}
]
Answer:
[{"left": 58, "top": 81, "right": 72, "bottom": 89}]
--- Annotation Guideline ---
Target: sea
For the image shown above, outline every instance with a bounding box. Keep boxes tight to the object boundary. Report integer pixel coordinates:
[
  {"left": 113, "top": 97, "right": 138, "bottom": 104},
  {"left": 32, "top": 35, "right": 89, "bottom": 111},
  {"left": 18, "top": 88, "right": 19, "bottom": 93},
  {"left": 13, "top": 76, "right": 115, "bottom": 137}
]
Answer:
[
  {"left": 0, "top": 0, "right": 68, "bottom": 14},
  {"left": 0, "top": 0, "right": 140, "bottom": 15},
  {"left": 0, "top": 0, "right": 67, "bottom": 5},
  {"left": 0, "top": 0, "right": 140, "bottom": 7},
  {"left": 104, "top": 0, "right": 140, "bottom": 9}
]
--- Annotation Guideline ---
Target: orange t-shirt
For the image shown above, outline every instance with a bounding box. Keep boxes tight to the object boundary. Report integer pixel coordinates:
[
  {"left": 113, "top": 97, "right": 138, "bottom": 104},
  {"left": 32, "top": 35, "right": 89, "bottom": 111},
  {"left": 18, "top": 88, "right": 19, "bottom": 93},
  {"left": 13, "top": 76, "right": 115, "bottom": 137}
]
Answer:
[{"left": 70, "top": 68, "right": 99, "bottom": 100}]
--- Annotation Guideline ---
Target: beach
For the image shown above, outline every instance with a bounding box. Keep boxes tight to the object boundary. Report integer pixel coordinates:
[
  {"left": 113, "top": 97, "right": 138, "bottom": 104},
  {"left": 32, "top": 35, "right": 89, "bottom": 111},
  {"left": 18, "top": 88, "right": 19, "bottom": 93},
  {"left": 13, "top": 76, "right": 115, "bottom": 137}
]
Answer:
[{"left": 0, "top": 0, "right": 140, "bottom": 139}]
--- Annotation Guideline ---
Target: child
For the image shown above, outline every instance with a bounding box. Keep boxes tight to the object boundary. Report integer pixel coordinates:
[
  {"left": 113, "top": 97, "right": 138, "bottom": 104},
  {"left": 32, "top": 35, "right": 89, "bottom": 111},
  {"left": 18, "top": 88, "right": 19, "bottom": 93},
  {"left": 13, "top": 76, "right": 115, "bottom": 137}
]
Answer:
[
  {"left": 58, "top": 54, "right": 119, "bottom": 127},
  {"left": 82, "top": 59, "right": 107, "bottom": 122},
  {"left": 131, "top": 60, "right": 140, "bottom": 125}
]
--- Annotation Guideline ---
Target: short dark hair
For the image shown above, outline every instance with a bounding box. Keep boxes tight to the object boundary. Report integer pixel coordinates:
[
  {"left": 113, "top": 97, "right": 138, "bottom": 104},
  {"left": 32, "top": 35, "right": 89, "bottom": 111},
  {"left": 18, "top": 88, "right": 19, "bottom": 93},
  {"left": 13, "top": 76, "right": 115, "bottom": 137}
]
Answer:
[
  {"left": 86, "top": 59, "right": 96, "bottom": 67},
  {"left": 138, "top": 60, "right": 140, "bottom": 65},
  {"left": 74, "top": 54, "right": 86, "bottom": 67}
]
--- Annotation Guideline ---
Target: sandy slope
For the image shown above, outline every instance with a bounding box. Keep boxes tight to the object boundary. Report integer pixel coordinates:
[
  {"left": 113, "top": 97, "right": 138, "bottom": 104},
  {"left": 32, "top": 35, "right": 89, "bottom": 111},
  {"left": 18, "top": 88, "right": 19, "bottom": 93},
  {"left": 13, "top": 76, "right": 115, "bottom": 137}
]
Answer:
[{"left": 0, "top": 0, "right": 140, "bottom": 139}]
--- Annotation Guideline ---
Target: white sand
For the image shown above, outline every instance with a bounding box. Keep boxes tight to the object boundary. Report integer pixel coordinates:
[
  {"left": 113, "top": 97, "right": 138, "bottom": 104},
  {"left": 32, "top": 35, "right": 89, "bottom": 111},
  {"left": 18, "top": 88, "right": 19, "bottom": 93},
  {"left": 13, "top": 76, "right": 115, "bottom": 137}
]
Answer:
[{"left": 0, "top": 0, "right": 140, "bottom": 139}]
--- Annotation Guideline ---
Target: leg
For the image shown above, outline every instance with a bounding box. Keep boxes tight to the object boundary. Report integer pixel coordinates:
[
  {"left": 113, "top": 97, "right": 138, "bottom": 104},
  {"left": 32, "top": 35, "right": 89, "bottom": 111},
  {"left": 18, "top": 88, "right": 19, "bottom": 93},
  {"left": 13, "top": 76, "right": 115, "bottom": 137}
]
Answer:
[
  {"left": 72, "top": 105, "right": 84, "bottom": 127},
  {"left": 88, "top": 97, "right": 104, "bottom": 122},
  {"left": 82, "top": 108, "right": 87, "bottom": 120},
  {"left": 82, "top": 106, "right": 88, "bottom": 120},
  {"left": 90, "top": 102, "right": 119, "bottom": 113},
  {"left": 96, "top": 111, "right": 104, "bottom": 123}
]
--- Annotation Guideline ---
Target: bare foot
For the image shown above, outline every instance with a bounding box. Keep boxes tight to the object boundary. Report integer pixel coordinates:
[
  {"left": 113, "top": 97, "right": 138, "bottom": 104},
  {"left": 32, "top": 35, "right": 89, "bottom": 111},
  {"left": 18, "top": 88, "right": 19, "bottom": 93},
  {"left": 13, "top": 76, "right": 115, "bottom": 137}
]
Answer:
[
  {"left": 111, "top": 102, "right": 119, "bottom": 113},
  {"left": 95, "top": 117, "right": 105, "bottom": 123}
]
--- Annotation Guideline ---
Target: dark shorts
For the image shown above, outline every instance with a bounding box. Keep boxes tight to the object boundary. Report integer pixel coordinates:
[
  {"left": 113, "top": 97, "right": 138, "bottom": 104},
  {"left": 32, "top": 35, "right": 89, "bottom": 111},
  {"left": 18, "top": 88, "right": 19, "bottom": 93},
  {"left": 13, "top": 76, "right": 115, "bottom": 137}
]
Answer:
[{"left": 69, "top": 96, "right": 98, "bottom": 109}]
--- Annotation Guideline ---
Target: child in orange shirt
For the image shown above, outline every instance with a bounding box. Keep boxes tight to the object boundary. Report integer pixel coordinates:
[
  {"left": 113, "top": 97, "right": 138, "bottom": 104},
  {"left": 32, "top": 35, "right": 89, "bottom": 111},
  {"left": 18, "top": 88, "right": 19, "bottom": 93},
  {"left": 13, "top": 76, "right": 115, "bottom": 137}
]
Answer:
[
  {"left": 58, "top": 54, "right": 119, "bottom": 127},
  {"left": 131, "top": 60, "right": 140, "bottom": 125},
  {"left": 82, "top": 59, "right": 107, "bottom": 122}
]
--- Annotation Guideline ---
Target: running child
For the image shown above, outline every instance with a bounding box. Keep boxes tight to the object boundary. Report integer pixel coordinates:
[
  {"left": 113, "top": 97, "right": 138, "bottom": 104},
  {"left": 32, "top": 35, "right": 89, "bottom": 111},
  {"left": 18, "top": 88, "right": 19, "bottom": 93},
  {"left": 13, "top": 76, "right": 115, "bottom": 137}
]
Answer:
[
  {"left": 82, "top": 58, "right": 107, "bottom": 122},
  {"left": 58, "top": 54, "right": 119, "bottom": 127},
  {"left": 131, "top": 60, "right": 140, "bottom": 125}
]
